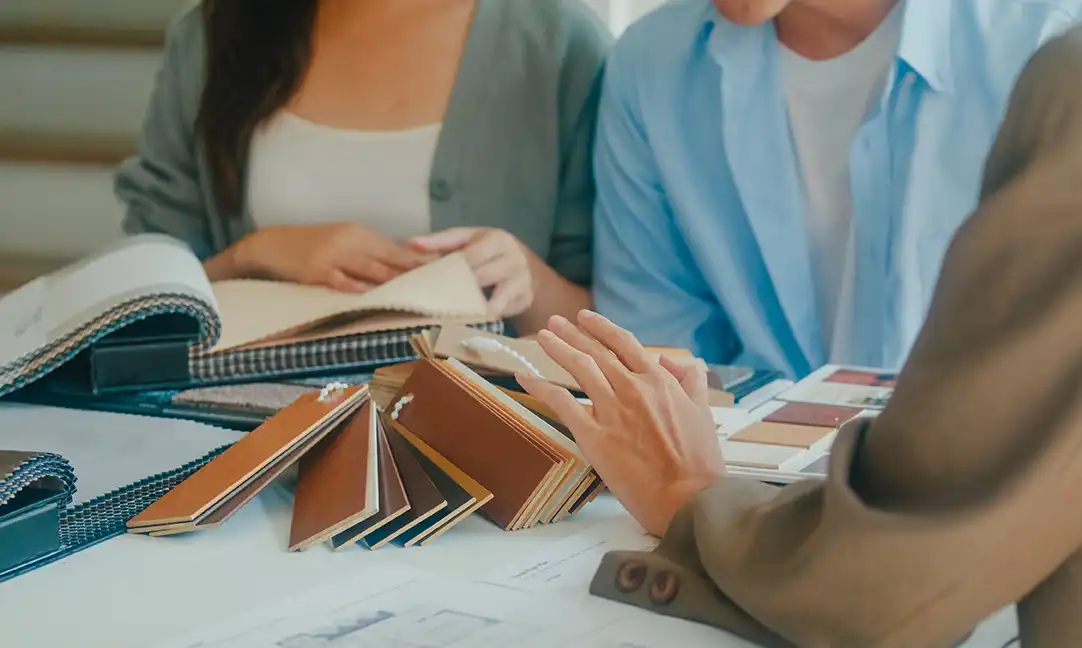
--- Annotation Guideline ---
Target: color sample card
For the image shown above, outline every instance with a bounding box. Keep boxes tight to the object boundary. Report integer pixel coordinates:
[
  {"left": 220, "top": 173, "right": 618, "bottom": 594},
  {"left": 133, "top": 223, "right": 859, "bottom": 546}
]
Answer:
[
  {"left": 721, "top": 441, "right": 803, "bottom": 470},
  {"left": 763, "top": 403, "right": 863, "bottom": 428},
  {"left": 730, "top": 422, "right": 833, "bottom": 449},
  {"left": 799, "top": 454, "right": 831, "bottom": 476},
  {"left": 824, "top": 369, "right": 897, "bottom": 388},
  {"left": 779, "top": 382, "right": 891, "bottom": 409},
  {"left": 777, "top": 365, "right": 895, "bottom": 410}
]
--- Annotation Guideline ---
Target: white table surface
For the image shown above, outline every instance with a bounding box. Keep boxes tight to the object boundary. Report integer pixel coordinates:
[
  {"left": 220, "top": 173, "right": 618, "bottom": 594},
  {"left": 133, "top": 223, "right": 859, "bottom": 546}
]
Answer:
[
  {"left": 0, "top": 400, "right": 1020, "bottom": 648},
  {"left": 0, "top": 483, "right": 1023, "bottom": 648},
  {"left": 0, "top": 484, "right": 663, "bottom": 647}
]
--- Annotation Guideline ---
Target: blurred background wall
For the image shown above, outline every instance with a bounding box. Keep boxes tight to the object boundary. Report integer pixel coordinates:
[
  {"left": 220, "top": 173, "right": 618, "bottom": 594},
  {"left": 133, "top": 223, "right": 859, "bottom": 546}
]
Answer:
[{"left": 0, "top": 0, "right": 663, "bottom": 290}]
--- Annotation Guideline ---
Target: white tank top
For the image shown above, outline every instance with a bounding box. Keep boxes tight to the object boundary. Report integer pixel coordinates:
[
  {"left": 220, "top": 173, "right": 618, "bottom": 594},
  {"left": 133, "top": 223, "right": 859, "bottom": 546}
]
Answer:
[{"left": 247, "top": 111, "right": 442, "bottom": 242}]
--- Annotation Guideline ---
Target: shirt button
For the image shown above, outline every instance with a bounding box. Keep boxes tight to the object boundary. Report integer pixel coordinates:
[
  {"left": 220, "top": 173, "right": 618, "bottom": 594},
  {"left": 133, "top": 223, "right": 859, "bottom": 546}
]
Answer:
[
  {"left": 614, "top": 560, "right": 648, "bottom": 593},
  {"left": 648, "top": 570, "right": 680, "bottom": 606},
  {"left": 429, "top": 178, "right": 453, "bottom": 202}
]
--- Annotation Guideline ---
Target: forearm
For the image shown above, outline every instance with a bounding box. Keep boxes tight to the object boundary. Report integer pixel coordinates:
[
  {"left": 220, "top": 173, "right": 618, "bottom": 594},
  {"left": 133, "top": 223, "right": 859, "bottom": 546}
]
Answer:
[{"left": 512, "top": 258, "right": 592, "bottom": 335}]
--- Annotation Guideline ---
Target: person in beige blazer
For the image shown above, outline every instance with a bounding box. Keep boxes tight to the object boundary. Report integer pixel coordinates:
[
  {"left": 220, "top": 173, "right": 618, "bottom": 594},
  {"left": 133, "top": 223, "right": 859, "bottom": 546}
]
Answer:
[{"left": 516, "top": 25, "right": 1082, "bottom": 648}]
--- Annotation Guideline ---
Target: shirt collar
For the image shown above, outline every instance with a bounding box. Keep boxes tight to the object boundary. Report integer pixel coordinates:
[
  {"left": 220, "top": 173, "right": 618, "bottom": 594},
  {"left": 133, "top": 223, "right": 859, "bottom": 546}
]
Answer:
[
  {"left": 895, "top": 0, "right": 954, "bottom": 93},
  {"left": 703, "top": 0, "right": 955, "bottom": 93}
]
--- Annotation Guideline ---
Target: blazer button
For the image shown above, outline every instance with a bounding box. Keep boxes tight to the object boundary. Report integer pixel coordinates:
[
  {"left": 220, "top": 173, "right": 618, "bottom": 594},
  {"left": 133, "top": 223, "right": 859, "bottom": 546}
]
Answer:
[
  {"left": 429, "top": 178, "right": 453, "bottom": 202},
  {"left": 614, "top": 560, "right": 647, "bottom": 593},
  {"left": 648, "top": 570, "right": 680, "bottom": 606}
]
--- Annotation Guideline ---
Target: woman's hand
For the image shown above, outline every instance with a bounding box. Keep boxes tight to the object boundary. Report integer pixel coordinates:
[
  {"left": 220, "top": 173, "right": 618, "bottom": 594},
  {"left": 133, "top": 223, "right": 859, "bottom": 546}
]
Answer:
[
  {"left": 409, "top": 227, "right": 537, "bottom": 318},
  {"left": 229, "top": 223, "right": 433, "bottom": 292},
  {"left": 515, "top": 311, "right": 726, "bottom": 537}
]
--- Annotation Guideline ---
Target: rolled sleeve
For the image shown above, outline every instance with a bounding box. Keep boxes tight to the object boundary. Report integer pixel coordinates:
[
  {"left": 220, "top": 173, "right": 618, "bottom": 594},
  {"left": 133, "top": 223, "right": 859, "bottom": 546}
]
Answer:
[{"left": 114, "top": 11, "right": 214, "bottom": 260}]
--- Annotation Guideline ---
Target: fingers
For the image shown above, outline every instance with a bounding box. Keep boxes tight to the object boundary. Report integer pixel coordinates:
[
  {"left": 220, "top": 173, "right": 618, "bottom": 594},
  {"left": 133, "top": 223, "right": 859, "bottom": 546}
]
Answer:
[
  {"left": 515, "top": 371, "right": 594, "bottom": 430},
  {"left": 487, "top": 278, "right": 531, "bottom": 318},
  {"left": 576, "top": 310, "right": 656, "bottom": 374},
  {"left": 338, "top": 255, "right": 403, "bottom": 284},
  {"left": 407, "top": 227, "right": 477, "bottom": 253},
  {"left": 325, "top": 269, "right": 373, "bottom": 294},
  {"left": 460, "top": 231, "right": 508, "bottom": 270},
  {"left": 372, "top": 241, "right": 435, "bottom": 271},
  {"left": 547, "top": 316, "right": 638, "bottom": 390},
  {"left": 407, "top": 229, "right": 510, "bottom": 275},
  {"left": 350, "top": 227, "right": 433, "bottom": 271},
  {"left": 659, "top": 355, "right": 709, "bottom": 407},
  {"left": 472, "top": 254, "right": 517, "bottom": 288},
  {"left": 536, "top": 329, "right": 616, "bottom": 411}
]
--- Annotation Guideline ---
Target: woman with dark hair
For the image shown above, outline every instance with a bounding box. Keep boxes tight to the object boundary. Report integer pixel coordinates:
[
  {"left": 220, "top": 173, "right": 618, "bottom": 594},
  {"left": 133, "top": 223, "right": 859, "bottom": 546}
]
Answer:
[{"left": 117, "top": 0, "right": 610, "bottom": 334}]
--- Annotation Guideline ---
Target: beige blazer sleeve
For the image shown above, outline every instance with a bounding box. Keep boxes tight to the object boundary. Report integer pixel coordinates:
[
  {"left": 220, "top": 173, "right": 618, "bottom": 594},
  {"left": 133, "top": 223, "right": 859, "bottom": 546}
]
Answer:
[{"left": 589, "top": 27, "right": 1082, "bottom": 648}]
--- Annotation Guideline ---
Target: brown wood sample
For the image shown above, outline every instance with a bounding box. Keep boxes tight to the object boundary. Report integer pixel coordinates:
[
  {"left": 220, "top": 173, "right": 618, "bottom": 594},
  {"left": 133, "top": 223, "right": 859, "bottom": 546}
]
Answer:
[
  {"left": 390, "top": 360, "right": 555, "bottom": 530},
  {"left": 127, "top": 386, "right": 367, "bottom": 530},
  {"left": 320, "top": 417, "right": 410, "bottom": 548},
  {"left": 288, "top": 402, "right": 381, "bottom": 552},
  {"left": 333, "top": 418, "right": 447, "bottom": 551},
  {"left": 388, "top": 419, "right": 492, "bottom": 546}
]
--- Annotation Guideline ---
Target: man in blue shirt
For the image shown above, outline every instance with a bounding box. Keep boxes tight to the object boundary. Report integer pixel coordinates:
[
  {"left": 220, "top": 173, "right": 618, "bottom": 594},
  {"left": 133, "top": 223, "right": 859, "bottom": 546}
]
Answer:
[{"left": 592, "top": 0, "right": 1081, "bottom": 378}]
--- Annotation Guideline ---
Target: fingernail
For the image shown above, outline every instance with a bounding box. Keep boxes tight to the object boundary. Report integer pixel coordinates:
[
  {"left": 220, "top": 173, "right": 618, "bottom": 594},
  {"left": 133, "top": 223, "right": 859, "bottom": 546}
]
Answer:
[
  {"left": 537, "top": 329, "right": 555, "bottom": 340},
  {"left": 579, "top": 309, "right": 597, "bottom": 319},
  {"left": 549, "top": 316, "right": 571, "bottom": 330}
]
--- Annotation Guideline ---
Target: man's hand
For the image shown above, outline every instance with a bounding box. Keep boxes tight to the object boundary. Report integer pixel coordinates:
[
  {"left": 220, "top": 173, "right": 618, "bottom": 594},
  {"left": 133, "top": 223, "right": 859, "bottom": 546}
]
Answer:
[{"left": 515, "top": 310, "right": 726, "bottom": 536}]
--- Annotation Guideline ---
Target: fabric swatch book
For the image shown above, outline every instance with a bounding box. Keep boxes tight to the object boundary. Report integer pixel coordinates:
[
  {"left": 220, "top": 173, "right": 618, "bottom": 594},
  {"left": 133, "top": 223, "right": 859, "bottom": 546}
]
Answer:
[
  {"left": 0, "top": 404, "right": 244, "bottom": 583},
  {"left": 0, "top": 234, "right": 501, "bottom": 398},
  {"left": 0, "top": 451, "right": 75, "bottom": 575}
]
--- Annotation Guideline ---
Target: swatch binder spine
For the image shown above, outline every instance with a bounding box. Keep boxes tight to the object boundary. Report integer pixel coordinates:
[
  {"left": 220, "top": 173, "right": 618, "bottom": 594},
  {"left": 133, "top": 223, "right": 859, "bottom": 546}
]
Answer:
[
  {"left": 0, "top": 293, "right": 220, "bottom": 398},
  {"left": 189, "top": 321, "right": 505, "bottom": 384}
]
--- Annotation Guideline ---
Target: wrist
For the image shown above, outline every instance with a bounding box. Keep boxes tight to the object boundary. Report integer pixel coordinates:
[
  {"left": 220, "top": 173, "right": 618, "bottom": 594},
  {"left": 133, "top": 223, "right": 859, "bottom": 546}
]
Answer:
[
  {"left": 522, "top": 244, "right": 554, "bottom": 292},
  {"left": 228, "top": 230, "right": 267, "bottom": 278},
  {"left": 664, "top": 471, "right": 726, "bottom": 515}
]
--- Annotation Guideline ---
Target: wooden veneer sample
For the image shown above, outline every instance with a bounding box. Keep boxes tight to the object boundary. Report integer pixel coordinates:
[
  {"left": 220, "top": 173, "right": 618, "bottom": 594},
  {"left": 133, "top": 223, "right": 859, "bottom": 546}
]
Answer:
[
  {"left": 335, "top": 417, "right": 447, "bottom": 551},
  {"left": 328, "top": 419, "right": 411, "bottom": 544},
  {"left": 288, "top": 401, "right": 381, "bottom": 552},
  {"left": 128, "top": 386, "right": 367, "bottom": 531},
  {"left": 387, "top": 418, "right": 492, "bottom": 547},
  {"left": 390, "top": 359, "right": 556, "bottom": 530}
]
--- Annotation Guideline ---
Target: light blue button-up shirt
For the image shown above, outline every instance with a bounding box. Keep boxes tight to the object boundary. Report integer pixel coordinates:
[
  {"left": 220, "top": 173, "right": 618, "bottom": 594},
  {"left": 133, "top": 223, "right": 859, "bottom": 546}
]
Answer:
[{"left": 593, "top": 0, "right": 1081, "bottom": 378}]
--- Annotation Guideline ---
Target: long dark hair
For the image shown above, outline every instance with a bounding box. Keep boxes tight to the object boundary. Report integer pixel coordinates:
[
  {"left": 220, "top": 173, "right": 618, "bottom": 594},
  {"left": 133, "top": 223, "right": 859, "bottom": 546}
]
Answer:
[{"left": 195, "top": 0, "right": 319, "bottom": 215}]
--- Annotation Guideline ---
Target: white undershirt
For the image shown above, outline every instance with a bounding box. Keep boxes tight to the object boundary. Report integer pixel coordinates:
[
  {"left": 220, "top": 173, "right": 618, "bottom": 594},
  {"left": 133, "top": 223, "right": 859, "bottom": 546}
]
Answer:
[
  {"left": 780, "top": 8, "right": 902, "bottom": 363},
  {"left": 247, "top": 111, "right": 442, "bottom": 241}
]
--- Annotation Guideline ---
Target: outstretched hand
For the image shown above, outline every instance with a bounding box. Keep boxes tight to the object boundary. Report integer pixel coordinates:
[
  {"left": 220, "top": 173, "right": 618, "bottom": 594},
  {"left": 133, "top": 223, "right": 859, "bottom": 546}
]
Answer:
[{"left": 515, "top": 311, "right": 726, "bottom": 537}]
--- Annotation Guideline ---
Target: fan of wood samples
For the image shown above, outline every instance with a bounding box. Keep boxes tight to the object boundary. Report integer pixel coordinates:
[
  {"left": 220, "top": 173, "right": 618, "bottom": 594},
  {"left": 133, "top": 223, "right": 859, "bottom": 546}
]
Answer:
[{"left": 126, "top": 340, "right": 606, "bottom": 550}]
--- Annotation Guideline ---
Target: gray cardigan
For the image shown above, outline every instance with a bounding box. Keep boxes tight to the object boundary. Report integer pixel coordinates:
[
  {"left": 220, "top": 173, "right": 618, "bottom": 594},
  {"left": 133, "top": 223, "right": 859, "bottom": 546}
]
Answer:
[{"left": 116, "top": 0, "right": 611, "bottom": 285}]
